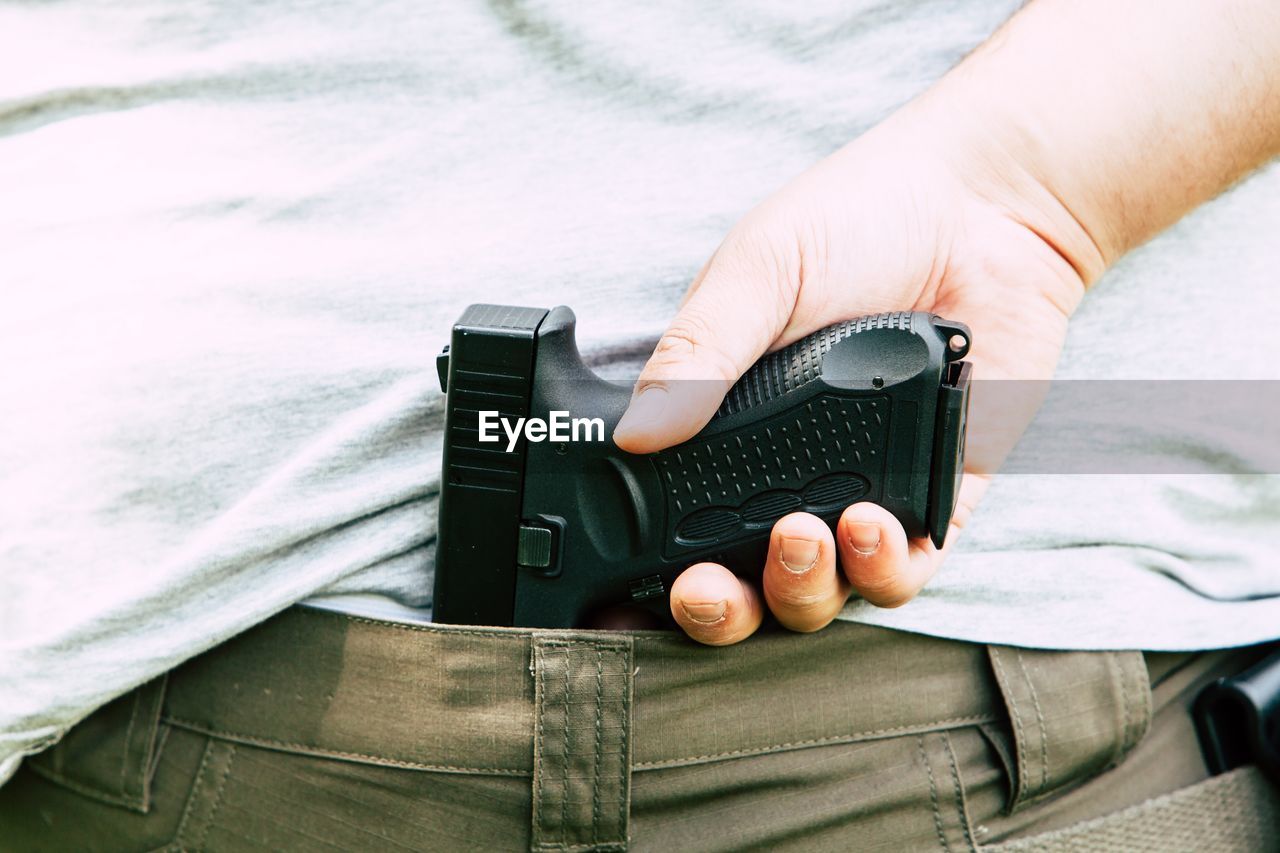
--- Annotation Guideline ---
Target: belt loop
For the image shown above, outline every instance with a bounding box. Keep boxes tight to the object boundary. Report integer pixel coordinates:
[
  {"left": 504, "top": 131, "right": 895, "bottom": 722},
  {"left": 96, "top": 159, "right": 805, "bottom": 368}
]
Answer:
[
  {"left": 530, "top": 634, "right": 634, "bottom": 852},
  {"left": 987, "top": 647, "right": 1151, "bottom": 813},
  {"left": 25, "top": 674, "right": 169, "bottom": 814}
]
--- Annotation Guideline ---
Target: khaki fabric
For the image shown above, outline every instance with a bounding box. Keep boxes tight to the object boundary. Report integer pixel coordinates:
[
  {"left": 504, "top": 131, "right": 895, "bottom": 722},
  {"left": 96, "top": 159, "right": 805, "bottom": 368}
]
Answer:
[
  {"left": 0, "top": 607, "right": 1273, "bottom": 852},
  {"left": 530, "top": 635, "right": 633, "bottom": 851},
  {"left": 985, "top": 767, "right": 1280, "bottom": 851}
]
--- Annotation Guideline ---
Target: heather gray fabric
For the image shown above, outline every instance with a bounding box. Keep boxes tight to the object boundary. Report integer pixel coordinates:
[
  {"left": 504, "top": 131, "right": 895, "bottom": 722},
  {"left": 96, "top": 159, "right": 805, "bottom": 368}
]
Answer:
[{"left": 2, "top": 0, "right": 1280, "bottom": 782}]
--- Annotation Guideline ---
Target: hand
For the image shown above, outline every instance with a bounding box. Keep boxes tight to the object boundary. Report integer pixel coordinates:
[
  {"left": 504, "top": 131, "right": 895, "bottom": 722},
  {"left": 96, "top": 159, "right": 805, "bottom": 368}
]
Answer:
[
  {"left": 613, "top": 104, "right": 1095, "bottom": 645},
  {"left": 612, "top": 0, "right": 1280, "bottom": 645}
]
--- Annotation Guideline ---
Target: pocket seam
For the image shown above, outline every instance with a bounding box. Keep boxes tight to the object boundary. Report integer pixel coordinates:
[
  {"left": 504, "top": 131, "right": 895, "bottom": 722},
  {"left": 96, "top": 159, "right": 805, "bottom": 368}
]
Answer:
[
  {"left": 171, "top": 737, "right": 237, "bottom": 851},
  {"left": 942, "top": 732, "right": 977, "bottom": 852},
  {"left": 25, "top": 761, "right": 145, "bottom": 812},
  {"left": 918, "top": 735, "right": 950, "bottom": 852}
]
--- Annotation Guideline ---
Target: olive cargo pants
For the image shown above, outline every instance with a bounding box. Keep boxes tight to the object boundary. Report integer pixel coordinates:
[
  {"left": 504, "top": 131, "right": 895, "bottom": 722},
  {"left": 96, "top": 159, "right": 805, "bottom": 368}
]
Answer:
[{"left": 1, "top": 607, "right": 1276, "bottom": 851}]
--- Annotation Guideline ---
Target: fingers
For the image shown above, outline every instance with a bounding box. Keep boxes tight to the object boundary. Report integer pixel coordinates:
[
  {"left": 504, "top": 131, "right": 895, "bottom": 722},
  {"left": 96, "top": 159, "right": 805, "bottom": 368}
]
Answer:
[
  {"left": 671, "top": 479, "right": 986, "bottom": 644},
  {"left": 834, "top": 473, "right": 987, "bottom": 607},
  {"left": 835, "top": 502, "right": 937, "bottom": 607},
  {"left": 669, "top": 562, "right": 764, "bottom": 646},
  {"left": 762, "top": 512, "right": 849, "bottom": 632},
  {"left": 669, "top": 513, "right": 845, "bottom": 646},
  {"left": 613, "top": 222, "right": 801, "bottom": 454},
  {"left": 667, "top": 462, "right": 984, "bottom": 644}
]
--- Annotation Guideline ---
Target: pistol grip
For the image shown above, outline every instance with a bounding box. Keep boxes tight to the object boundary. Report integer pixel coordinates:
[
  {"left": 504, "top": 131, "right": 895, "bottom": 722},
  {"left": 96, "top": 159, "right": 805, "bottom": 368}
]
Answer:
[{"left": 435, "top": 304, "right": 971, "bottom": 628}]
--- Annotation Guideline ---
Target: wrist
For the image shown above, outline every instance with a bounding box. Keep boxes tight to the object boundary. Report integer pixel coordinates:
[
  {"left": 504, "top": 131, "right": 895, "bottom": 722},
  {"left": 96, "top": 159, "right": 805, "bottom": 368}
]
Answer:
[
  {"left": 900, "top": 0, "right": 1280, "bottom": 290},
  {"left": 898, "top": 84, "right": 1110, "bottom": 290}
]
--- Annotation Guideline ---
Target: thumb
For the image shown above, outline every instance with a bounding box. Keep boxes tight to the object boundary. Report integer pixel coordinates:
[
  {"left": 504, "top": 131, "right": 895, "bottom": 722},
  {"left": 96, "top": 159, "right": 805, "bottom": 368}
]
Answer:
[{"left": 614, "top": 226, "right": 799, "bottom": 454}]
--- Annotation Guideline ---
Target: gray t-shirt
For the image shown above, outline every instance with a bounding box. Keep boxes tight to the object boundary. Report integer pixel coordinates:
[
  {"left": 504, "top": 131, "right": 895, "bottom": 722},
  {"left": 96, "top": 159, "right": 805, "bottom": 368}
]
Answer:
[{"left": 3, "top": 0, "right": 1279, "bottom": 780}]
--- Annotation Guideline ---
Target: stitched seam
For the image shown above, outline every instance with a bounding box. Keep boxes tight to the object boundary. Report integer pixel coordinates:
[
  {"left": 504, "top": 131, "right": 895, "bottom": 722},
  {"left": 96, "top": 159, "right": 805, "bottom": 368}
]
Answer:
[
  {"left": 165, "top": 712, "right": 997, "bottom": 778},
  {"left": 988, "top": 650, "right": 1027, "bottom": 805},
  {"left": 173, "top": 738, "right": 216, "bottom": 847},
  {"left": 1101, "top": 651, "right": 1126, "bottom": 770},
  {"left": 194, "top": 744, "right": 235, "bottom": 851},
  {"left": 164, "top": 718, "right": 529, "bottom": 777},
  {"left": 630, "top": 714, "right": 998, "bottom": 769},
  {"left": 139, "top": 677, "right": 170, "bottom": 810},
  {"left": 591, "top": 649, "right": 603, "bottom": 847},
  {"left": 1122, "top": 651, "right": 1149, "bottom": 755},
  {"left": 538, "top": 638, "right": 631, "bottom": 650},
  {"left": 560, "top": 647, "right": 570, "bottom": 847},
  {"left": 943, "top": 732, "right": 976, "bottom": 853},
  {"left": 141, "top": 724, "right": 172, "bottom": 813},
  {"left": 616, "top": 648, "right": 629, "bottom": 843},
  {"left": 149, "top": 725, "right": 172, "bottom": 778},
  {"left": 25, "top": 762, "right": 144, "bottom": 811},
  {"left": 533, "top": 645, "right": 548, "bottom": 844},
  {"left": 1117, "top": 652, "right": 1133, "bottom": 755},
  {"left": 919, "top": 736, "right": 949, "bottom": 852},
  {"left": 1136, "top": 653, "right": 1153, "bottom": 748},
  {"left": 120, "top": 687, "right": 142, "bottom": 795},
  {"left": 1014, "top": 650, "right": 1048, "bottom": 795}
]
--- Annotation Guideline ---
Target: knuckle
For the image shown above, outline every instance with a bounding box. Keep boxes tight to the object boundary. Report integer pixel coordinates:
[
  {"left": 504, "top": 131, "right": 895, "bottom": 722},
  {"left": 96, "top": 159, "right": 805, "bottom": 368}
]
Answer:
[
  {"left": 705, "top": 218, "right": 804, "bottom": 305},
  {"left": 768, "top": 587, "right": 840, "bottom": 631},
  {"left": 844, "top": 565, "right": 908, "bottom": 600},
  {"left": 853, "top": 577, "right": 913, "bottom": 608},
  {"left": 767, "top": 584, "right": 832, "bottom": 611},
  {"left": 651, "top": 325, "right": 699, "bottom": 362},
  {"left": 722, "top": 213, "right": 804, "bottom": 292},
  {"left": 845, "top": 568, "right": 898, "bottom": 593},
  {"left": 650, "top": 313, "right": 740, "bottom": 384}
]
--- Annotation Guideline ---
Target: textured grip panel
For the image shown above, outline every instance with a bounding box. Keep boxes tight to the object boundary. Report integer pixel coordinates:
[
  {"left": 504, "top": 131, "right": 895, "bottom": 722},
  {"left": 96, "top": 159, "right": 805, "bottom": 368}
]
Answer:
[
  {"left": 656, "top": 393, "right": 890, "bottom": 554},
  {"left": 717, "top": 312, "right": 915, "bottom": 417}
]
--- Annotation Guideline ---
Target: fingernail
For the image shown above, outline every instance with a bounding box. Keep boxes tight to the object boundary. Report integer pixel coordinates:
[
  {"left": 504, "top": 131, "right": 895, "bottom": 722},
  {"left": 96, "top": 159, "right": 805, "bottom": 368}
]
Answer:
[
  {"left": 780, "top": 537, "right": 820, "bottom": 573},
  {"left": 680, "top": 600, "right": 726, "bottom": 624},
  {"left": 849, "top": 522, "right": 881, "bottom": 555},
  {"left": 616, "top": 385, "right": 668, "bottom": 436}
]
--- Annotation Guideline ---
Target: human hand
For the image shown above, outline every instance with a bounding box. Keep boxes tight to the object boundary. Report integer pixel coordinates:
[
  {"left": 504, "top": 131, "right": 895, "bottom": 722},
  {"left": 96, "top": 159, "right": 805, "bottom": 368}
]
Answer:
[
  {"left": 613, "top": 104, "right": 1097, "bottom": 645},
  {"left": 613, "top": 0, "right": 1280, "bottom": 644}
]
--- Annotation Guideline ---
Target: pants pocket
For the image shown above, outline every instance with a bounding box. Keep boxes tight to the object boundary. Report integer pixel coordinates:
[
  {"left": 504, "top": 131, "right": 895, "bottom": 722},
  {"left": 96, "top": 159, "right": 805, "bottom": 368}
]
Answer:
[
  {"left": 164, "top": 737, "right": 530, "bottom": 851},
  {"left": 25, "top": 675, "right": 170, "bottom": 814},
  {"left": 630, "top": 728, "right": 1000, "bottom": 852},
  {"left": 984, "top": 647, "right": 1152, "bottom": 814},
  {"left": 0, "top": 725, "right": 211, "bottom": 853}
]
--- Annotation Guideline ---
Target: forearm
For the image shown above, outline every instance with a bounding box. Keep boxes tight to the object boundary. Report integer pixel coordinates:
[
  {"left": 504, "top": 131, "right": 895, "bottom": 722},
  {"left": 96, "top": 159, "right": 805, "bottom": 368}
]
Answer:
[{"left": 915, "top": 0, "right": 1280, "bottom": 283}]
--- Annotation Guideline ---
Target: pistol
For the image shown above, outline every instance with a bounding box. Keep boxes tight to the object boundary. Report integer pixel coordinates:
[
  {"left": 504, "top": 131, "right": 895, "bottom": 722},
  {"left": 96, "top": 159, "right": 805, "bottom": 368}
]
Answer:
[{"left": 433, "top": 304, "right": 971, "bottom": 628}]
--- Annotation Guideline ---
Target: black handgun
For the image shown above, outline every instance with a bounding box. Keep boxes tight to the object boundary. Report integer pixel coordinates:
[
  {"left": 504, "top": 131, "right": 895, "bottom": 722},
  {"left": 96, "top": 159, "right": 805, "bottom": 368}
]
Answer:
[{"left": 433, "top": 304, "right": 971, "bottom": 628}]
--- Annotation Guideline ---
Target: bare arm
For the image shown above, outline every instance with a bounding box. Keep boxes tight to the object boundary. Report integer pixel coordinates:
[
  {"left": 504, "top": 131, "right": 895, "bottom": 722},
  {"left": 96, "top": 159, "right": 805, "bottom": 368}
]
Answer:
[
  {"left": 614, "top": 0, "right": 1280, "bottom": 644},
  {"left": 928, "top": 0, "right": 1280, "bottom": 281}
]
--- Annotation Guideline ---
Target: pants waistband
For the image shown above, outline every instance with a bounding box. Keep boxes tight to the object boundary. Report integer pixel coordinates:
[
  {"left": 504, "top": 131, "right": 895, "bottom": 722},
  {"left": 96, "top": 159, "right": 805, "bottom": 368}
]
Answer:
[
  {"left": 161, "top": 609, "right": 1149, "bottom": 784},
  {"left": 33, "top": 606, "right": 1154, "bottom": 836}
]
